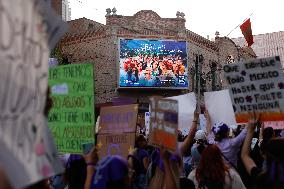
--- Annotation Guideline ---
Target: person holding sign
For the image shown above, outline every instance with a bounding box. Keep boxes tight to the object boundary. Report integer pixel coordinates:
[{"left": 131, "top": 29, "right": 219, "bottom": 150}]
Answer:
[
  {"left": 128, "top": 135, "right": 149, "bottom": 189},
  {"left": 241, "top": 114, "right": 284, "bottom": 189},
  {"left": 147, "top": 147, "right": 181, "bottom": 189},
  {"left": 206, "top": 110, "right": 248, "bottom": 168},
  {"left": 180, "top": 110, "right": 199, "bottom": 156},
  {"left": 83, "top": 145, "right": 180, "bottom": 189}
]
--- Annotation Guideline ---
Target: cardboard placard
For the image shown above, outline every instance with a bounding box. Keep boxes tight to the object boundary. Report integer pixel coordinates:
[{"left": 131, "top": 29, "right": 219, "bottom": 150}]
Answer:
[
  {"left": 48, "top": 63, "right": 95, "bottom": 153},
  {"left": 0, "top": 0, "right": 66, "bottom": 188},
  {"left": 96, "top": 133, "right": 136, "bottom": 159},
  {"left": 149, "top": 98, "right": 178, "bottom": 152},
  {"left": 99, "top": 104, "right": 138, "bottom": 134},
  {"left": 224, "top": 56, "right": 284, "bottom": 123}
]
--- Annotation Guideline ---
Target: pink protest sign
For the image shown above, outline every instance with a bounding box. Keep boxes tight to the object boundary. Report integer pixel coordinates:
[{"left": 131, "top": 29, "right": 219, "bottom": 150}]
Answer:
[{"left": 264, "top": 121, "right": 284, "bottom": 129}]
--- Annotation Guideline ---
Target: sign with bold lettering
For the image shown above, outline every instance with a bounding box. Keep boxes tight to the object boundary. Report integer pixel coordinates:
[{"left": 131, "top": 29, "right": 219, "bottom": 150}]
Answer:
[
  {"left": 149, "top": 98, "right": 178, "bottom": 152},
  {"left": 96, "top": 133, "right": 136, "bottom": 159},
  {"left": 224, "top": 56, "right": 284, "bottom": 123},
  {"left": 48, "top": 63, "right": 95, "bottom": 153},
  {"left": 0, "top": 0, "right": 67, "bottom": 188},
  {"left": 98, "top": 104, "right": 138, "bottom": 134}
]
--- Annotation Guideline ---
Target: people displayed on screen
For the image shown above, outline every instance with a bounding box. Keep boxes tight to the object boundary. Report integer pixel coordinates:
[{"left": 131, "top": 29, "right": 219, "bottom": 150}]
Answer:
[{"left": 120, "top": 53, "right": 187, "bottom": 87}]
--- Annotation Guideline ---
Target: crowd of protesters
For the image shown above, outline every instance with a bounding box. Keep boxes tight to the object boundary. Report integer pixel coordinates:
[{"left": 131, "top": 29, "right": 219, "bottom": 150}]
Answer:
[
  {"left": 120, "top": 54, "right": 187, "bottom": 87},
  {"left": 1, "top": 95, "right": 284, "bottom": 189}
]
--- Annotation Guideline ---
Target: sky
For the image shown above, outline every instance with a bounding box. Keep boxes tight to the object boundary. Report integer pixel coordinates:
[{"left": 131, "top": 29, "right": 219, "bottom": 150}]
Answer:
[{"left": 69, "top": 0, "right": 284, "bottom": 39}]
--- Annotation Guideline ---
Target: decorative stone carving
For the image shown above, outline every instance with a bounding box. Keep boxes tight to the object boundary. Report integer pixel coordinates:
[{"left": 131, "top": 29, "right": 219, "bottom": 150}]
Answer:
[
  {"left": 176, "top": 11, "right": 185, "bottom": 19},
  {"left": 112, "top": 7, "right": 117, "bottom": 15},
  {"left": 106, "top": 8, "right": 111, "bottom": 16}
]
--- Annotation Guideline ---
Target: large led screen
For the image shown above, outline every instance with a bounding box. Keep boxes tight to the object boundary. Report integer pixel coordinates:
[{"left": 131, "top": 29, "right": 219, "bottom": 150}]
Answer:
[{"left": 119, "top": 39, "right": 189, "bottom": 89}]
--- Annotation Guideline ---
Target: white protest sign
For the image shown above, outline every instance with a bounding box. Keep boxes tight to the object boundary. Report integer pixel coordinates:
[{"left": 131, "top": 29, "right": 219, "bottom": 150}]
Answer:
[
  {"left": 167, "top": 93, "right": 196, "bottom": 131},
  {"left": 0, "top": 0, "right": 66, "bottom": 188},
  {"left": 199, "top": 114, "right": 206, "bottom": 131},
  {"left": 145, "top": 112, "right": 151, "bottom": 136},
  {"left": 204, "top": 90, "right": 237, "bottom": 126},
  {"left": 224, "top": 56, "right": 284, "bottom": 123},
  {"left": 95, "top": 116, "right": 101, "bottom": 134}
]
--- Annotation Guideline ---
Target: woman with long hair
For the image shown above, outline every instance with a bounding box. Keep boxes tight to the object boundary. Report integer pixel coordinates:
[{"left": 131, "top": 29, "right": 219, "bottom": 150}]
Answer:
[{"left": 188, "top": 145, "right": 245, "bottom": 189}]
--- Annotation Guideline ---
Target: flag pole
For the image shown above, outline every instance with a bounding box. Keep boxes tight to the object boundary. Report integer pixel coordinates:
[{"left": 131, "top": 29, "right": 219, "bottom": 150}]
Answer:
[{"left": 226, "top": 13, "right": 253, "bottom": 37}]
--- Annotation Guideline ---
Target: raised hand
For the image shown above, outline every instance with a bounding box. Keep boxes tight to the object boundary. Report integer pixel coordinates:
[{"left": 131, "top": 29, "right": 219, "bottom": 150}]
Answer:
[
  {"left": 193, "top": 109, "right": 199, "bottom": 122},
  {"left": 204, "top": 109, "right": 210, "bottom": 121},
  {"left": 84, "top": 147, "right": 99, "bottom": 165}
]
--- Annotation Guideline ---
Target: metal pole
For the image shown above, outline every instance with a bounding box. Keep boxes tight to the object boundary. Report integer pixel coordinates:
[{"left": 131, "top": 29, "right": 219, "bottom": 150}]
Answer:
[
  {"left": 195, "top": 54, "right": 199, "bottom": 94},
  {"left": 197, "top": 54, "right": 203, "bottom": 113},
  {"left": 197, "top": 65, "right": 201, "bottom": 113}
]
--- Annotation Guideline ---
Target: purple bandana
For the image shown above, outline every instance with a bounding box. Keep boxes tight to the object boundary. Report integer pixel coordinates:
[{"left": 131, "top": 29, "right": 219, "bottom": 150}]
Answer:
[
  {"left": 151, "top": 148, "right": 181, "bottom": 172},
  {"left": 212, "top": 122, "right": 229, "bottom": 135},
  {"left": 91, "top": 155, "right": 128, "bottom": 189}
]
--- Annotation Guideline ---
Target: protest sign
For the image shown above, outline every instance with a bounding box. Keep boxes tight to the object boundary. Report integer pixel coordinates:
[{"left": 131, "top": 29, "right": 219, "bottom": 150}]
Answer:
[
  {"left": 167, "top": 93, "right": 196, "bottom": 131},
  {"left": 199, "top": 114, "right": 207, "bottom": 131},
  {"left": 0, "top": 0, "right": 66, "bottom": 188},
  {"left": 37, "top": 0, "right": 69, "bottom": 49},
  {"left": 224, "top": 56, "right": 284, "bottom": 123},
  {"left": 48, "top": 63, "right": 95, "bottom": 153},
  {"left": 264, "top": 121, "right": 284, "bottom": 129},
  {"left": 145, "top": 112, "right": 151, "bottom": 136},
  {"left": 204, "top": 90, "right": 237, "bottom": 126},
  {"left": 96, "top": 133, "right": 136, "bottom": 159},
  {"left": 149, "top": 98, "right": 178, "bottom": 152},
  {"left": 95, "top": 116, "right": 100, "bottom": 134},
  {"left": 97, "top": 104, "right": 138, "bottom": 159},
  {"left": 98, "top": 104, "right": 138, "bottom": 134}
]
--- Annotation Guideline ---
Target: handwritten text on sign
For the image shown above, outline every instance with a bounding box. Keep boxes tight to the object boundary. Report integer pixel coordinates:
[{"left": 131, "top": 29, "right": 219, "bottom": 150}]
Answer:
[
  {"left": 150, "top": 98, "right": 178, "bottom": 152},
  {"left": 48, "top": 63, "right": 95, "bottom": 153},
  {"left": 99, "top": 104, "right": 138, "bottom": 134},
  {"left": 96, "top": 133, "right": 136, "bottom": 159},
  {"left": 224, "top": 56, "right": 284, "bottom": 122},
  {"left": 0, "top": 0, "right": 66, "bottom": 188}
]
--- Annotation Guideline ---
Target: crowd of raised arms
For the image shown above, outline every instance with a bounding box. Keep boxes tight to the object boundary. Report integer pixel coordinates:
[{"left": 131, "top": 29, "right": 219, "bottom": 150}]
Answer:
[{"left": 1, "top": 96, "right": 284, "bottom": 189}]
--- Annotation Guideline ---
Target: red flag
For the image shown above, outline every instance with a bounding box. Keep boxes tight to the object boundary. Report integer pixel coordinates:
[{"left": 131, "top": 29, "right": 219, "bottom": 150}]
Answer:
[{"left": 240, "top": 18, "right": 254, "bottom": 46}]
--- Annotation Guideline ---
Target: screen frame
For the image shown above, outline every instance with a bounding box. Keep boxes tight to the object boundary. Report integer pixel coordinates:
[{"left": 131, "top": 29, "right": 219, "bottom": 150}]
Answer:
[{"left": 117, "top": 38, "right": 189, "bottom": 90}]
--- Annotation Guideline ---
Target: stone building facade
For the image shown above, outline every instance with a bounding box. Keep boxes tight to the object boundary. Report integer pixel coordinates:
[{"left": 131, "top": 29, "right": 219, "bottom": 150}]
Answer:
[
  {"left": 59, "top": 10, "right": 256, "bottom": 105},
  {"left": 233, "top": 31, "right": 284, "bottom": 67}
]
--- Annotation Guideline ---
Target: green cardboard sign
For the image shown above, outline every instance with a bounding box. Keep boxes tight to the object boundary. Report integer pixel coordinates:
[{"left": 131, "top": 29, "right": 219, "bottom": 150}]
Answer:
[{"left": 48, "top": 63, "right": 95, "bottom": 153}]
